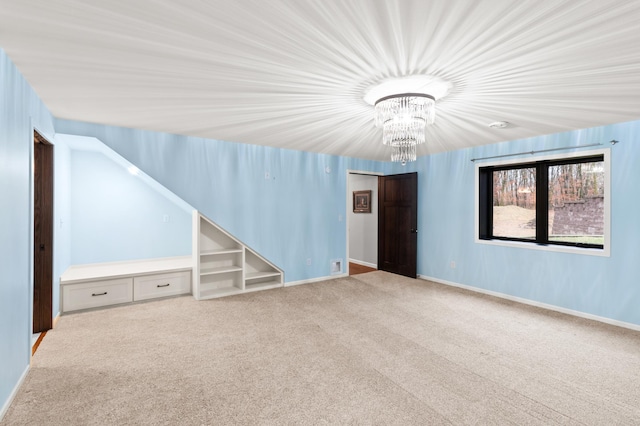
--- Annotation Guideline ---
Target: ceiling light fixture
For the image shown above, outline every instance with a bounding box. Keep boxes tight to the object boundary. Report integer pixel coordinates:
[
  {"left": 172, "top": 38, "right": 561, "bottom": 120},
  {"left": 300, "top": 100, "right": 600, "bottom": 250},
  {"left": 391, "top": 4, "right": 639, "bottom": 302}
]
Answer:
[
  {"left": 374, "top": 93, "right": 435, "bottom": 164},
  {"left": 365, "top": 75, "right": 450, "bottom": 165}
]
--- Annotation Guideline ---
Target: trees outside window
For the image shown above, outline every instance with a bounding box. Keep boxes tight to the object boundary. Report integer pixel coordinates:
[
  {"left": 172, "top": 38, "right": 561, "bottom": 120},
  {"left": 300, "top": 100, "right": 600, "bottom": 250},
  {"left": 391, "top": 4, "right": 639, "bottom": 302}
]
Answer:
[{"left": 479, "top": 154, "right": 605, "bottom": 250}]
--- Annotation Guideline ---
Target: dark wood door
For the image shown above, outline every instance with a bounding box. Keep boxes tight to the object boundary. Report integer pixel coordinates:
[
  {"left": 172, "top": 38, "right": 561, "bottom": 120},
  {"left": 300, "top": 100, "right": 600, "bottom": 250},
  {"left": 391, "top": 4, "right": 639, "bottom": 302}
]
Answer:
[
  {"left": 378, "top": 172, "right": 418, "bottom": 278},
  {"left": 33, "top": 131, "right": 53, "bottom": 333}
]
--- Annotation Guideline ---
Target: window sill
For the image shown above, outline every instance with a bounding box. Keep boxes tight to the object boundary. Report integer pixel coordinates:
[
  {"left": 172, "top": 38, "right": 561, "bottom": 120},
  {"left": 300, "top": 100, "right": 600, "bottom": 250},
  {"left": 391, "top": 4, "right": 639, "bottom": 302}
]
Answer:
[{"left": 475, "top": 238, "right": 610, "bottom": 257}]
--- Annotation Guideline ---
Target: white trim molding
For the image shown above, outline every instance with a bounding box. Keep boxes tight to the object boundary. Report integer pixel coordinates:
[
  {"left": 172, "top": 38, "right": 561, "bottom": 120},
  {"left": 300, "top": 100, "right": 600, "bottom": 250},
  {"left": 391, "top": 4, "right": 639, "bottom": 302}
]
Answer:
[
  {"left": 52, "top": 313, "right": 61, "bottom": 328},
  {"left": 348, "top": 258, "right": 377, "bottom": 269},
  {"left": 418, "top": 275, "right": 640, "bottom": 332},
  {"left": 285, "top": 273, "right": 348, "bottom": 287},
  {"left": 0, "top": 365, "right": 30, "bottom": 422}
]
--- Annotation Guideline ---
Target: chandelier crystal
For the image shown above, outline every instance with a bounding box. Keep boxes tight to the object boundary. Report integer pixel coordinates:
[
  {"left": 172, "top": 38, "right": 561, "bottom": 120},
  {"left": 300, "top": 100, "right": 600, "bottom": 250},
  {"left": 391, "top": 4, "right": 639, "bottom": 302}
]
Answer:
[
  {"left": 390, "top": 142, "right": 417, "bottom": 164},
  {"left": 374, "top": 93, "right": 435, "bottom": 165},
  {"left": 365, "top": 75, "right": 450, "bottom": 164}
]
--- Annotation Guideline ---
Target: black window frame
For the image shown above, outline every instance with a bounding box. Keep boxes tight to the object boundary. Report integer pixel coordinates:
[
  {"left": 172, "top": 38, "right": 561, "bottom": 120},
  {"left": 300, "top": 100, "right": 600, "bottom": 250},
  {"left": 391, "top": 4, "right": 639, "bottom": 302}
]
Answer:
[{"left": 478, "top": 153, "right": 605, "bottom": 250}]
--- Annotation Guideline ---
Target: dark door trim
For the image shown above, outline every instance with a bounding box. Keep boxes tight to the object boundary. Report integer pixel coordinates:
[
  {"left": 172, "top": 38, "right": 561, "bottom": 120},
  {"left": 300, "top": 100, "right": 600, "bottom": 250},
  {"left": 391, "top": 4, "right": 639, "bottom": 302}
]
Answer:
[{"left": 33, "top": 130, "right": 53, "bottom": 333}]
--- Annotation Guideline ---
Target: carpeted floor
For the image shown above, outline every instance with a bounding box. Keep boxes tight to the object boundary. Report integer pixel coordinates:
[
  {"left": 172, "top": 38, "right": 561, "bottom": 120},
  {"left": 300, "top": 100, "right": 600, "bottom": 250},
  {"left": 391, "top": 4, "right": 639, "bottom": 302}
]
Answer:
[{"left": 3, "top": 271, "right": 640, "bottom": 425}]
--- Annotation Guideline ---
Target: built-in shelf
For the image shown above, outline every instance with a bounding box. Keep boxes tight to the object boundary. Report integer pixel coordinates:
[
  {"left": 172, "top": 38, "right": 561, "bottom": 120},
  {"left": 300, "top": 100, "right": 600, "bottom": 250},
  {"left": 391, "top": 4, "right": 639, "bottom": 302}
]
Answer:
[
  {"left": 245, "top": 271, "right": 282, "bottom": 280},
  {"left": 201, "top": 248, "right": 243, "bottom": 256},
  {"left": 244, "top": 281, "right": 282, "bottom": 292},
  {"left": 192, "top": 211, "right": 283, "bottom": 300},
  {"left": 200, "top": 266, "right": 243, "bottom": 276},
  {"left": 199, "top": 286, "right": 243, "bottom": 299}
]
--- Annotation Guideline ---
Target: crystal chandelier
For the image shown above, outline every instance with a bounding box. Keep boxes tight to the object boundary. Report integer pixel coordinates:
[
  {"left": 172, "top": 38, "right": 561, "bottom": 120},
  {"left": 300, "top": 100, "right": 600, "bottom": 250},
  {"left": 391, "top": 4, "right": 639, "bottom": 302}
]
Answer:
[
  {"left": 374, "top": 93, "right": 435, "bottom": 165},
  {"left": 364, "top": 75, "right": 449, "bottom": 165}
]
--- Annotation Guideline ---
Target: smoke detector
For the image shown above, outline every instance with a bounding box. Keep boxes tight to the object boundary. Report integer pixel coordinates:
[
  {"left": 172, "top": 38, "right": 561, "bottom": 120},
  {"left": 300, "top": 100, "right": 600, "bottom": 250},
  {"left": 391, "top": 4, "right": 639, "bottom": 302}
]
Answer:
[{"left": 488, "top": 121, "right": 510, "bottom": 129}]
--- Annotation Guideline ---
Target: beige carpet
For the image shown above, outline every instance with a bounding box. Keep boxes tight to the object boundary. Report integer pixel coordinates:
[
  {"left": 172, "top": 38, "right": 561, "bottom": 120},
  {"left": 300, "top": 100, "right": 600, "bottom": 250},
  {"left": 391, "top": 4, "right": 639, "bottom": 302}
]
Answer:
[{"left": 3, "top": 272, "right": 640, "bottom": 425}]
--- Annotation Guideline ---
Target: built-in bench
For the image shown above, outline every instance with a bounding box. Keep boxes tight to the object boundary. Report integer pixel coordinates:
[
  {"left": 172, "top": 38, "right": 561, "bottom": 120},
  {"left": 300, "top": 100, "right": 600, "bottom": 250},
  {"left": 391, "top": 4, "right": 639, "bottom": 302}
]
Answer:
[{"left": 60, "top": 256, "right": 192, "bottom": 313}]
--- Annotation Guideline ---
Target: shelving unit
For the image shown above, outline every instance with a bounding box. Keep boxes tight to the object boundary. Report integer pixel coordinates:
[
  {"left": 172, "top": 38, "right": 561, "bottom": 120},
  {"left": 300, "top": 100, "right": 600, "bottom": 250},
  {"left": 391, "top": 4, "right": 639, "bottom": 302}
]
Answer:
[
  {"left": 192, "top": 211, "right": 283, "bottom": 300},
  {"left": 244, "top": 250, "right": 283, "bottom": 291}
]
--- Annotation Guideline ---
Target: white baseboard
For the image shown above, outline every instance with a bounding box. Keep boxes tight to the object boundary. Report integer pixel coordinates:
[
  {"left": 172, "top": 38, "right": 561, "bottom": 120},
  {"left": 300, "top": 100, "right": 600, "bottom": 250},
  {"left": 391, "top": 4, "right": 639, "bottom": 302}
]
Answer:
[
  {"left": 418, "top": 275, "right": 640, "bottom": 332},
  {"left": 285, "top": 273, "right": 348, "bottom": 287},
  {"left": 0, "top": 364, "right": 29, "bottom": 422},
  {"left": 52, "top": 312, "right": 61, "bottom": 328},
  {"left": 348, "top": 259, "right": 377, "bottom": 269}
]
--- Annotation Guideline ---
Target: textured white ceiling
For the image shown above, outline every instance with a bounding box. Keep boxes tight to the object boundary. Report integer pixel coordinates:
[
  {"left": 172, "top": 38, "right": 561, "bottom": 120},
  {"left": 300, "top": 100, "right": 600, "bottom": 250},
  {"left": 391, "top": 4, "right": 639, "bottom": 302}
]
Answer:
[{"left": 2, "top": 0, "right": 640, "bottom": 161}]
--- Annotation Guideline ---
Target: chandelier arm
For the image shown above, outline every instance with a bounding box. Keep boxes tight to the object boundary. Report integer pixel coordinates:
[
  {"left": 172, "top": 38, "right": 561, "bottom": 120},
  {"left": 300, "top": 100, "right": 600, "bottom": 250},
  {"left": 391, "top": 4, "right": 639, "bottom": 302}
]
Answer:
[
  {"left": 381, "top": 117, "right": 427, "bottom": 126},
  {"left": 374, "top": 93, "right": 435, "bottom": 106}
]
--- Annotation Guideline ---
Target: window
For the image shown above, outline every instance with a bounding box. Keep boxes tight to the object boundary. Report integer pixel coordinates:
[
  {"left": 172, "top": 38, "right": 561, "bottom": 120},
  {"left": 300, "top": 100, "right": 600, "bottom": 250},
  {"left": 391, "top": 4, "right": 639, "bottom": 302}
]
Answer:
[{"left": 477, "top": 150, "right": 608, "bottom": 254}]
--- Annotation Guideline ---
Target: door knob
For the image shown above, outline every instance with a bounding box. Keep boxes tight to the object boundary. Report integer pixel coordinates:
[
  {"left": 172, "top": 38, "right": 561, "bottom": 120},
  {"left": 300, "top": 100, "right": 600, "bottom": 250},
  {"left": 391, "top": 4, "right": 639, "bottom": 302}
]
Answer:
[
  {"left": 40, "top": 244, "right": 45, "bottom": 250},
  {"left": 410, "top": 229, "right": 418, "bottom": 233}
]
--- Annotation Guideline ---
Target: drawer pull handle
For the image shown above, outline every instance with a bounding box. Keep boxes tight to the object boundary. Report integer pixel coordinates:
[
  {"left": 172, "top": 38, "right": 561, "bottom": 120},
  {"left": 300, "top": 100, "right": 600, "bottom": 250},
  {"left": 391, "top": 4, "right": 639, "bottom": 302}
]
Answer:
[
  {"left": 157, "top": 283, "right": 170, "bottom": 288},
  {"left": 92, "top": 292, "right": 108, "bottom": 297}
]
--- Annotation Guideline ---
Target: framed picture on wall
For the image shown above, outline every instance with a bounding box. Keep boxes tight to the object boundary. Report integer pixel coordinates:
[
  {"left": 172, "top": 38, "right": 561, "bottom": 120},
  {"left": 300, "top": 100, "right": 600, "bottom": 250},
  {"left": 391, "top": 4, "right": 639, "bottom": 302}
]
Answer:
[{"left": 353, "top": 190, "right": 372, "bottom": 213}]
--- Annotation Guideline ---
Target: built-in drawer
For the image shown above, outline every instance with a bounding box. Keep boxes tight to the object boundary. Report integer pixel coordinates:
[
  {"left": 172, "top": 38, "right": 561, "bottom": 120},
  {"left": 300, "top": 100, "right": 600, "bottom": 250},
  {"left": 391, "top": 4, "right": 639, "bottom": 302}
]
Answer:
[
  {"left": 133, "top": 271, "right": 191, "bottom": 301},
  {"left": 62, "top": 277, "right": 133, "bottom": 312}
]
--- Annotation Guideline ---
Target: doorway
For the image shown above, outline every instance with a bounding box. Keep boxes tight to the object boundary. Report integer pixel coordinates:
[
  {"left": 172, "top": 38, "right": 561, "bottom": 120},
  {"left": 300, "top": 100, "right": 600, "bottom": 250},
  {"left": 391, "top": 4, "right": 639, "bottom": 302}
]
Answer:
[
  {"left": 33, "top": 130, "right": 53, "bottom": 333},
  {"left": 377, "top": 172, "right": 418, "bottom": 278},
  {"left": 347, "top": 171, "right": 380, "bottom": 274},
  {"left": 346, "top": 171, "right": 418, "bottom": 278}
]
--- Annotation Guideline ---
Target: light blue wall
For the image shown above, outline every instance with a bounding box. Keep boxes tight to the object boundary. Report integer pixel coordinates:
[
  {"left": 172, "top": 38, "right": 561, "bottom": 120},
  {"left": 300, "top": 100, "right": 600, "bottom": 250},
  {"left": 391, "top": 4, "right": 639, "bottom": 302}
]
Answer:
[
  {"left": 55, "top": 118, "right": 640, "bottom": 327},
  {"left": 53, "top": 136, "right": 71, "bottom": 320},
  {"left": 68, "top": 148, "right": 192, "bottom": 264},
  {"left": 54, "top": 119, "right": 391, "bottom": 282},
  {"left": 415, "top": 122, "right": 640, "bottom": 327},
  {"left": 0, "top": 48, "right": 55, "bottom": 416}
]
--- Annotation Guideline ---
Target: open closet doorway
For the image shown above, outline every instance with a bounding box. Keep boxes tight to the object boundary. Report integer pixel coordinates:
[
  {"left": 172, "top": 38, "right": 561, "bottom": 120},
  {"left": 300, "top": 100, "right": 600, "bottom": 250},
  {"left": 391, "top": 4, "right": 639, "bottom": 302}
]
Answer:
[
  {"left": 347, "top": 171, "right": 381, "bottom": 275},
  {"left": 33, "top": 130, "right": 53, "bottom": 333}
]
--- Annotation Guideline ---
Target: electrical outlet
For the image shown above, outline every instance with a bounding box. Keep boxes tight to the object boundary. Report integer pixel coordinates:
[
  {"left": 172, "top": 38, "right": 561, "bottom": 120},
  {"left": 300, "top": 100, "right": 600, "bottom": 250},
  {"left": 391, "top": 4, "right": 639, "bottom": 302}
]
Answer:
[
  {"left": 264, "top": 172, "right": 270, "bottom": 180},
  {"left": 331, "top": 259, "right": 342, "bottom": 274},
  {"left": 306, "top": 258, "right": 312, "bottom": 266},
  {"left": 450, "top": 261, "right": 456, "bottom": 269},
  {"left": 163, "top": 214, "right": 170, "bottom": 223}
]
